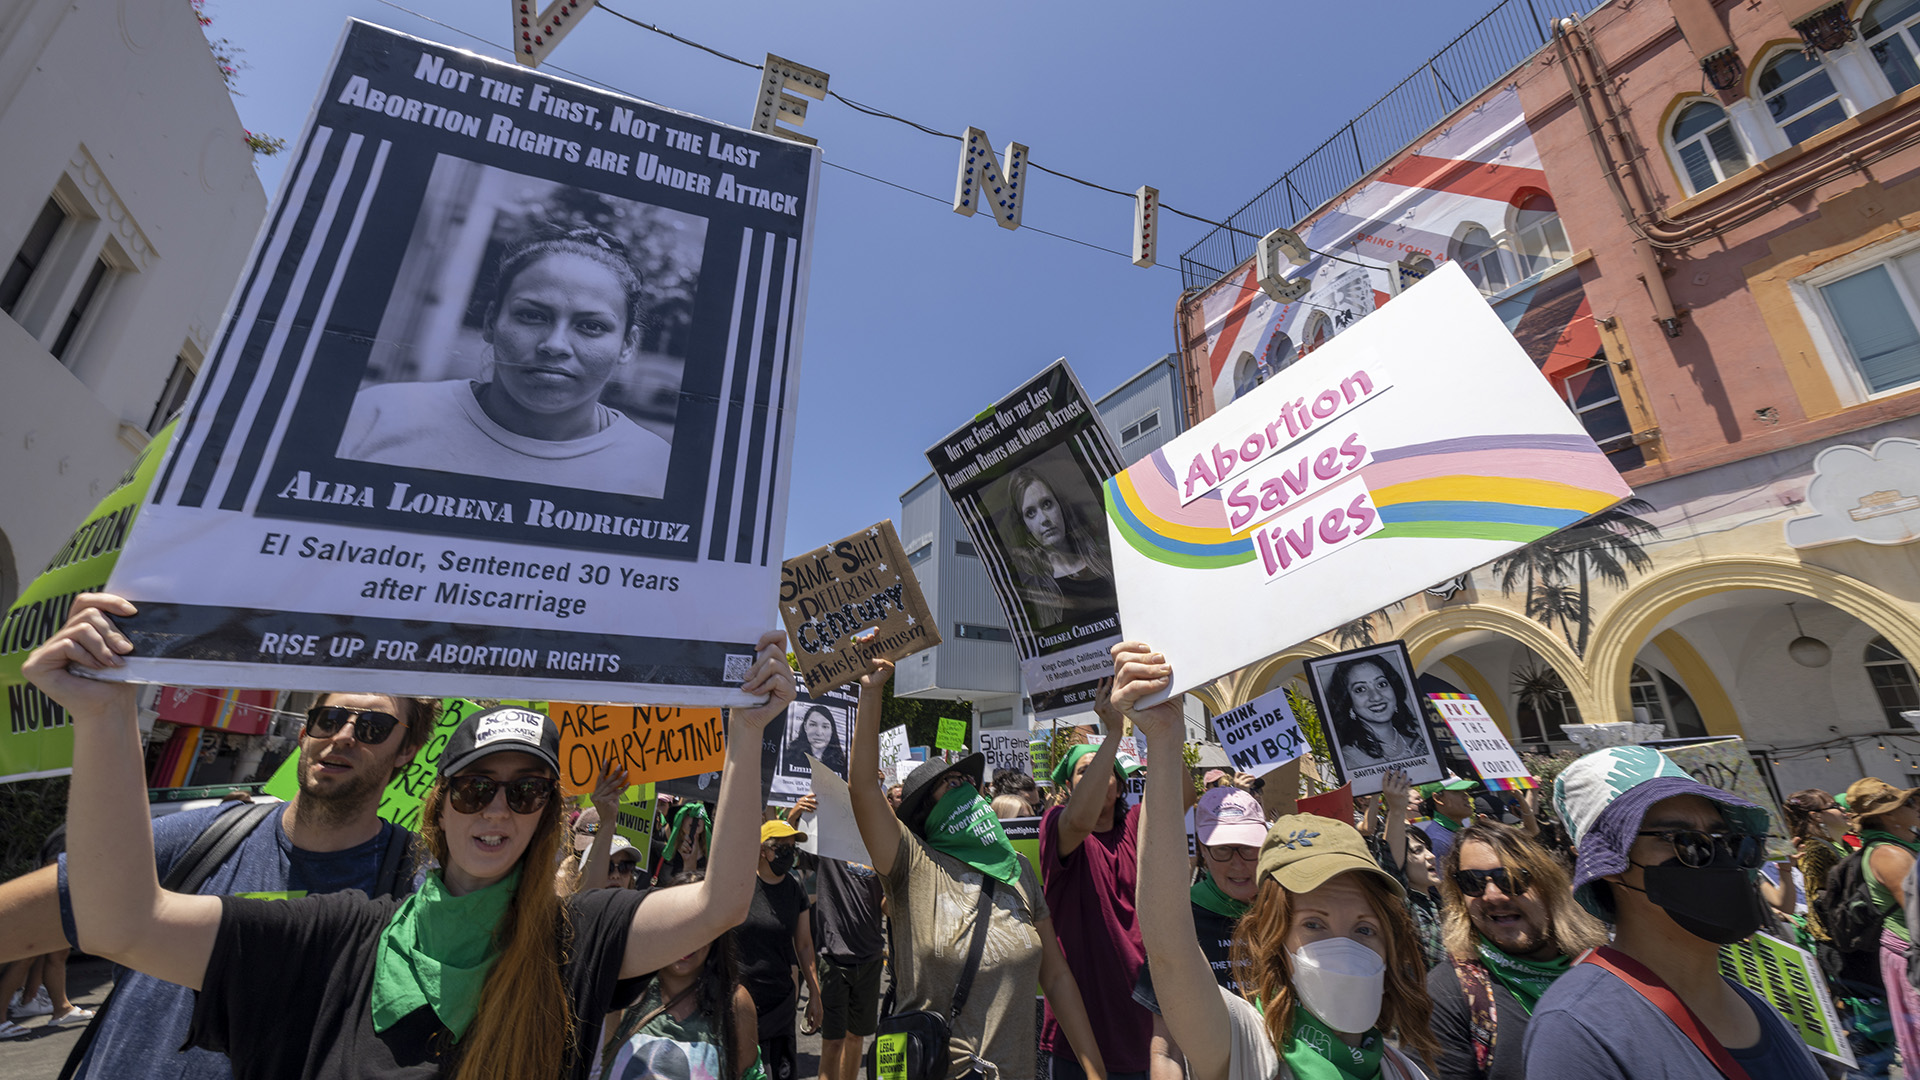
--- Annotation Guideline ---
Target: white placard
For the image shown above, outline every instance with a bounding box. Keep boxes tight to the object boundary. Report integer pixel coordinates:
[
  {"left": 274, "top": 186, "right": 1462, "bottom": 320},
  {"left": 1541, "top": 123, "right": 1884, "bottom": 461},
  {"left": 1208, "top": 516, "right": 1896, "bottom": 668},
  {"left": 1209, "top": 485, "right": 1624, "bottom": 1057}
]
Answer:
[
  {"left": 1431, "top": 693, "right": 1533, "bottom": 787},
  {"left": 978, "top": 729, "right": 1031, "bottom": 778},
  {"left": 805, "top": 755, "right": 872, "bottom": 865},
  {"left": 878, "top": 724, "right": 912, "bottom": 787},
  {"left": 1211, "top": 685, "right": 1309, "bottom": 778}
]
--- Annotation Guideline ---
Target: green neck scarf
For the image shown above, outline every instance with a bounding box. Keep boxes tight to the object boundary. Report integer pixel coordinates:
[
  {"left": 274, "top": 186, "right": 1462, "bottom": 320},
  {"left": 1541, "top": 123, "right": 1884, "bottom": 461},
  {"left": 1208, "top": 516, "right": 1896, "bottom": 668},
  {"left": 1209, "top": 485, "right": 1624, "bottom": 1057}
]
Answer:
[
  {"left": 1283, "top": 1006, "right": 1383, "bottom": 1080},
  {"left": 924, "top": 786, "right": 1021, "bottom": 884},
  {"left": 372, "top": 867, "right": 520, "bottom": 1040},
  {"left": 1191, "top": 870, "right": 1250, "bottom": 919},
  {"left": 1862, "top": 828, "right": 1920, "bottom": 852},
  {"left": 1475, "top": 938, "right": 1568, "bottom": 1016},
  {"left": 1432, "top": 812, "right": 1467, "bottom": 833}
]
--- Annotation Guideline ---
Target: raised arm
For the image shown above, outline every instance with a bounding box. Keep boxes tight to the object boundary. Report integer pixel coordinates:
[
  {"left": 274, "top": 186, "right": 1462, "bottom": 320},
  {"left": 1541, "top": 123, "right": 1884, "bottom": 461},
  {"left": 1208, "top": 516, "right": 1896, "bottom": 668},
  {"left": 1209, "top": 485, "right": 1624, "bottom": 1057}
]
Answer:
[
  {"left": 848, "top": 659, "right": 905, "bottom": 876},
  {"left": 22, "top": 594, "right": 222, "bottom": 989},
  {"left": 1056, "top": 679, "right": 1124, "bottom": 858},
  {"left": 1381, "top": 768, "right": 1411, "bottom": 872},
  {"left": 1116, "top": 641, "right": 1230, "bottom": 1080},
  {"left": 623, "top": 630, "right": 793, "bottom": 977},
  {"left": 574, "top": 759, "right": 628, "bottom": 893}
]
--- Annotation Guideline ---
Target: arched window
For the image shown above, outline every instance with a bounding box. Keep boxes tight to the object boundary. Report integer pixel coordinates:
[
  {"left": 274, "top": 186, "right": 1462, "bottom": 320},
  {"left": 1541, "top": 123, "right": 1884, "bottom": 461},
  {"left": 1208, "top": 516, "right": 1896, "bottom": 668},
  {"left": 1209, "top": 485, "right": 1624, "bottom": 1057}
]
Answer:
[
  {"left": 1866, "top": 635, "right": 1920, "bottom": 728},
  {"left": 1263, "top": 328, "right": 1296, "bottom": 375},
  {"left": 1515, "top": 667, "right": 1581, "bottom": 745},
  {"left": 1232, "top": 351, "right": 1261, "bottom": 399},
  {"left": 1513, "top": 193, "right": 1571, "bottom": 276},
  {"left": 1629, "top": 663, "right": 1709, "bottom": 737},
  {"left": 1669, "top": 101, "right": 1751, "bottom": 194},
  {"left": 1758, "top": 50, "right": 1850, "bottom": 144},
  {"left": 1397, "top": 254, "right": 1436, "bottom": 294},
  {"left": 1865, "top": 0, "right": 1920, "bottom": 95},
  {"left": 1452, "top": 225, "right": 1508, "bottom": 295},
  {"left": 1304, "top": 311, "right": 1333, "bottom": 353}
]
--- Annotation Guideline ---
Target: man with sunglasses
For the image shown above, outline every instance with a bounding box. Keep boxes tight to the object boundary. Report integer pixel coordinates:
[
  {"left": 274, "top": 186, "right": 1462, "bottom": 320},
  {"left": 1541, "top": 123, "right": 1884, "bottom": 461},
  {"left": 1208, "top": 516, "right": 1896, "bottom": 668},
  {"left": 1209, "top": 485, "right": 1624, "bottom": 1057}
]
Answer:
[
  {"left": 1522, "top": 745, "right": 1821, "bottom": 1080},
  {"left": 0, "top": 594, "right": 436, "bottom": 1080},
  {"left": 1426, "top": 823, "right": 1607, "bottom": 1080}
]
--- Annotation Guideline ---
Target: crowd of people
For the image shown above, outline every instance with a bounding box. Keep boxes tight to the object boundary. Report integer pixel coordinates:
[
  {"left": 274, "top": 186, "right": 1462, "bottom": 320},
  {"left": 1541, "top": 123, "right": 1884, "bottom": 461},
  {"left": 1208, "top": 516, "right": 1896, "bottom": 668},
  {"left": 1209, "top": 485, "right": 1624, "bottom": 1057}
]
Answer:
[{"left": 7, "top": 600, "right": 1920, "bottom": 1080}]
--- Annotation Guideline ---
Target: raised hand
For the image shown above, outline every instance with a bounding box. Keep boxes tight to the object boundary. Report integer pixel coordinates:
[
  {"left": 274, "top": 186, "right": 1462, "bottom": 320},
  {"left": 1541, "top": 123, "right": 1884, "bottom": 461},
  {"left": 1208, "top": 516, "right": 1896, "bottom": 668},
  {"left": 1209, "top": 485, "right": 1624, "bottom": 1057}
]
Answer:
[
  {"left": 590, "top": 758, "right": 629, "bottom": 818},
  {"left": 732, "top": 630, "right": 796, "bottom": 730},
  {"left": 1109, "top": 641, "right": 1183, "bottom": 742},
  {"left": 858, "top": 656, "right": 895, "bottom": 694},
  {"left": 22, "top": 593, "right": 140, "bottom": 719}
]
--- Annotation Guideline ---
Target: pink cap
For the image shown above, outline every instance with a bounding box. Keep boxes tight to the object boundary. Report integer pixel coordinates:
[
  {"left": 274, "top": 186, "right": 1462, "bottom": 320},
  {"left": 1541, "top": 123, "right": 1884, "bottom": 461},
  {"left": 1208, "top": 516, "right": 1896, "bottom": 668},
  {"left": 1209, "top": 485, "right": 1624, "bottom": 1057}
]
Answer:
[
  {"left": 1203, "top": 769, "right": 1230, "bottom": 785},
  {"left": 1194, "top": 787, "right": 1268, "bottom": 848}
]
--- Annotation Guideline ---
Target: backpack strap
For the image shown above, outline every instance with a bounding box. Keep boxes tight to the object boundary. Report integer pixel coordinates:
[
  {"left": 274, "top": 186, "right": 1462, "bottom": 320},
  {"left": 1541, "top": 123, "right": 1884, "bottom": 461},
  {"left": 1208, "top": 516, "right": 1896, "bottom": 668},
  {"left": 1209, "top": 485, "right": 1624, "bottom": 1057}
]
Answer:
[
  {"left": 373, "top": 825, "right": 415, "bottom": 899},
  {"left": 1452, "top": 959, "right": 1498, "bottom": 1075},
  {"left": 59, "top": 801, "right": 279, "bottom": 1080},
  {"left": 1581, "top": 947, "right": 1754, "bottom": 1080},
  {"left": 947, "top": 879, "right": 998, "bottom": 1023}
]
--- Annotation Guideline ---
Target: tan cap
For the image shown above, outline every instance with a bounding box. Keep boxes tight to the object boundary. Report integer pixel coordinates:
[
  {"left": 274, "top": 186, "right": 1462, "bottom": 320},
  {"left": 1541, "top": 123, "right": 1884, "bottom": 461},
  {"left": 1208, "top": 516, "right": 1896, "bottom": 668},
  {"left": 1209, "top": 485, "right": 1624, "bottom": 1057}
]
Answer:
[
  {"left": 1845, "top": 777, "right": 1919, "bottom": 824},
  {"left": 1257, "top": 813, "right": 1405, "bottom": 899}
]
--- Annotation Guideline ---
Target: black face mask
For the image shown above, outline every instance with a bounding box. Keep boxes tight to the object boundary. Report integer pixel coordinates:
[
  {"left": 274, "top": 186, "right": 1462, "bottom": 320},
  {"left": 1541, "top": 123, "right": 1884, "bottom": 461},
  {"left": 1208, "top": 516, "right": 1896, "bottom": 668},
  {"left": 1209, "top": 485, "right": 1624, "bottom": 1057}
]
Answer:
[
  {"left": 769, "top": 848, "right": 797, "bottom": 876},
  {"left": 1621, "top": 860, "right": 1767, "bottom": 945}
]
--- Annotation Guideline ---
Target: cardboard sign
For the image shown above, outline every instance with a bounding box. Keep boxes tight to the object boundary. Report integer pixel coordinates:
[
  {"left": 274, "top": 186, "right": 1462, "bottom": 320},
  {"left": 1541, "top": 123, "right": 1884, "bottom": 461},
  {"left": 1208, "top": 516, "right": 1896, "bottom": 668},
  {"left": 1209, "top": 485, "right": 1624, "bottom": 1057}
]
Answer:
[
  {"left": 1304, "top": 641, "right": 1443, "bottom": 796},
  {"left": 1657, "top": 736, "right": 1790, "bottom": 858},
  {"left": 1429, "top": 693, "right": 1534, "bottom": 790},
  {"left": 1298, "top": 784, "right": 1356, "bottom": 825},
  {"left": 878, "top": 724, "right": 913, "bottom": 787},
  {"left": 936, "top": 717, "right": 968, "bottom": 752},
  {"left": 1719, "top": 933, "right": 1855, "bottom": 1066},
  {"left": 552, "top": 703, "right": 726, "bottom": 795},
  {"left": 96, "top": 21, "right": 821, "bottom": 706},
  {"left": 979, "top": 730, "right": 1031, "bottom": 778},
  {"left": 1212, "top": 685, "right": 1309, "bottom": 778},
  {"left": 780, "top": 521, "right": 940, "bottom": 693},
  {"left": 925, "top": 360, "right": 1125, "bottom": 722},
  {"left": 1107, "top": 263, "right": 1633, "bottom": 704}
]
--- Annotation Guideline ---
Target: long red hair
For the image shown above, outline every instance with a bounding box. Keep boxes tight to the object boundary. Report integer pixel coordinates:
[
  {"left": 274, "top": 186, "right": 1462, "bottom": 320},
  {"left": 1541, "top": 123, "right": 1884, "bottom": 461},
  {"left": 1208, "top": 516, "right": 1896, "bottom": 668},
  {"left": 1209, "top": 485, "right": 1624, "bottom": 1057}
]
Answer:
[{"left": 415, "top": 777, "right": 572, "bottom": 1080}]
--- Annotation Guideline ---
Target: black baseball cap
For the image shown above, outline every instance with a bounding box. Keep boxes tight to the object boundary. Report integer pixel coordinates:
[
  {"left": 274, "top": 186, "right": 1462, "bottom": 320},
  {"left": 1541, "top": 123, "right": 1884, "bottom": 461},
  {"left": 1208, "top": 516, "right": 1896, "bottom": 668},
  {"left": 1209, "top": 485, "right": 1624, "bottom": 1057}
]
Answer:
[{"left": 437, "top": 705, "right": 561, "bottom": 777}]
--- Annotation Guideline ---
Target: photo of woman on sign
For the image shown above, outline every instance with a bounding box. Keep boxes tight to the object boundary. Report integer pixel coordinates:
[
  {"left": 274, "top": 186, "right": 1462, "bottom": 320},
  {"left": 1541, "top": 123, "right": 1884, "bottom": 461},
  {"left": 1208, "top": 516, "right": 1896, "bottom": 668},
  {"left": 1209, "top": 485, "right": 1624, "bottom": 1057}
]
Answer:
[
  {"left": 776, "top": 702, "right": 848, "bottom": 787},
  {"left": 340, "top": 223, "right": 672, "bottom": 496},
  {"left": 1306, "top": 642, "right": 1440, "bottom": 786},
  {"left": 1000, "top": 460, "right": 1113, "bottom": 629}
]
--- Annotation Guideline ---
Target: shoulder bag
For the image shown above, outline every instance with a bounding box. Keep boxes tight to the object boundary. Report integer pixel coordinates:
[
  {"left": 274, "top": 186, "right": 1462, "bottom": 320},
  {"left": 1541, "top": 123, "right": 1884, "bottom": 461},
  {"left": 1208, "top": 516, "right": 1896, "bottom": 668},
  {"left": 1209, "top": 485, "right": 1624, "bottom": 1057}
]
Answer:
[{"left": 865, "top": 878, "right": 997, "bottom": 1080}]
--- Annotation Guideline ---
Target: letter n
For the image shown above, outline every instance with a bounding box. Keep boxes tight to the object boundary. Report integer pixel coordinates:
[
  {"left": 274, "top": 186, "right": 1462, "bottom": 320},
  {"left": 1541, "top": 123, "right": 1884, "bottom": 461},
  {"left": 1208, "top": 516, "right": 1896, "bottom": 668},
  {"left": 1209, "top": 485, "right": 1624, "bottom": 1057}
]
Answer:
[{"left": 954, "top": 127, "right": 1027, "bottom": 230}]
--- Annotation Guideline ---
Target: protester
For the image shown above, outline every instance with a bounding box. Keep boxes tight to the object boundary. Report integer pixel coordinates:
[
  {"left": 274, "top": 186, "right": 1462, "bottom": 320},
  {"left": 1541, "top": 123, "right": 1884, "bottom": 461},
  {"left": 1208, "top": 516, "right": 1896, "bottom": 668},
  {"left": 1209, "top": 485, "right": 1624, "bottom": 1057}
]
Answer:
[
  {"left": 561, "top": 762, "right": 633, "bottom": 895},
  {"left": 1417, "top": 779, "right": 1478, "bottom": 862},
  {"left": 658, "top": 801, "right": 711, "bottom": 884},
  {"left": 1119, "top": 641, "right": 1438, "bottom": 1080},
  {"left": 1783, "top": 788, "right": 1895, "bottom": 1078},
  {"left": 992, "top": 793, "right": 1031, "bottom": 819},
  {"left": 1845, "top": 777, "right": 1920, "bottom": 1069},
  {"left": 583, "top": 837, "right": 640, "bottom": 891},
  {"left": 1521, "top": 745, "right": 1821, "bottom": 1080},
  {"left": 991, "top": 770, "right": 1044, "bottom": 815},
  {"left": 847, "top": 658, "right": 1106, "bottom": 1080},
  {"left": 885, "top": 784, "right": 904, "bottom": 811},
  {"left": 1187, "top": 786, "right": 1265, "bottom": 993},
  {"left": 1402, "top": 831, "right": 1447, "bottom": 971},
  {"left": 596, "top": 871, "right": 759, "bottom": 1080},
  {"left": 808, "top": 841, "right": 885, "bottom": 1080},
  {"left": 28, "top": 591, "right": 793, "bottom": 1080},
  {"left": 736, "top": 819, "right": 819, "bottom": 1080},
  {"left": 1043, "top": 689, "right": 1152, "bottom": 1080},
  {"left": 1427, "top": 823, "right": 1605, "bottom": 1080}
]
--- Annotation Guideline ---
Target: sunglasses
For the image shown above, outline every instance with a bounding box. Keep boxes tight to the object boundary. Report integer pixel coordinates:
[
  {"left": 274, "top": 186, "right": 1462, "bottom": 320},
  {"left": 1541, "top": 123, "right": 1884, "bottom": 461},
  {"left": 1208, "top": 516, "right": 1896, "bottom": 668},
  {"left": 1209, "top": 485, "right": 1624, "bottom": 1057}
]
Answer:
[
  {"left": 1636, "top": 829, "right": 1768, "bottom": 870},
  {"left": 1452, "top": 866, "right": 1531, "bottom": 898},
  {"left": 446, "top": 774, "right": 556, "bottom": 815},
  {"left": 304, "top": 706, "right": 407, "bottom": 746}
]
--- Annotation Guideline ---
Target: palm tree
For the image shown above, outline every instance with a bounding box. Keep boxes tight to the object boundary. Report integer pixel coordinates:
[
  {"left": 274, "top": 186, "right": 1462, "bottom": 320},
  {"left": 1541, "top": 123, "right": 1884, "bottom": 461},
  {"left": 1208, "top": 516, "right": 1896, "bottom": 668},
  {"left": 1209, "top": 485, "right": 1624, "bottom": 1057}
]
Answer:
[
  {"left": 1491, "top": 499, "right": 1659, "bottom": 656},
  {"left": 1331, "top": 602, "right": 1404, "bottom": 650}
]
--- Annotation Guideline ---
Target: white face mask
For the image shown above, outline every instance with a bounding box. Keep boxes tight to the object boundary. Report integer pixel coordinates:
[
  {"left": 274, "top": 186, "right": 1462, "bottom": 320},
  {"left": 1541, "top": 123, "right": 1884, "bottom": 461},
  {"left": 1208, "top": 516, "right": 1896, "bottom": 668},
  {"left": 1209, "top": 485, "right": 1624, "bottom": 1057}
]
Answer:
[{"left": 1289, "top": 936, "right": 1387, "bottom": 1034}]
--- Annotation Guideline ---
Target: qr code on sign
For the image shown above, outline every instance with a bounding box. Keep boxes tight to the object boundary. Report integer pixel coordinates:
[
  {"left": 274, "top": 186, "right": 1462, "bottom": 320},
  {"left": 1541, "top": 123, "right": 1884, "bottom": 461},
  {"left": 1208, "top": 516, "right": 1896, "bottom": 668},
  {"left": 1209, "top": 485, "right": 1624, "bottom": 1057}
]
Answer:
[{"left": 722, "top": 654, "right": 754, "bottom": 683}]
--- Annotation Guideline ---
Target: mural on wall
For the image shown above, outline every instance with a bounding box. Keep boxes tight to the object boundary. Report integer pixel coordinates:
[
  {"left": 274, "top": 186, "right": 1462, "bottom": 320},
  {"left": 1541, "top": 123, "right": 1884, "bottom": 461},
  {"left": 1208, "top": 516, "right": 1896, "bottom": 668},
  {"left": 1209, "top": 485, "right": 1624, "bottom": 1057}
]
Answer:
[
  {"left": 1184, "top": 85, "right": 1604, "bottom": 429},
  {"left": 1787, "top": 437, "right": 1920, "bottom": 548},
  {"left": 1489, "top": 499, "right": 1659, "bottom": 657}
]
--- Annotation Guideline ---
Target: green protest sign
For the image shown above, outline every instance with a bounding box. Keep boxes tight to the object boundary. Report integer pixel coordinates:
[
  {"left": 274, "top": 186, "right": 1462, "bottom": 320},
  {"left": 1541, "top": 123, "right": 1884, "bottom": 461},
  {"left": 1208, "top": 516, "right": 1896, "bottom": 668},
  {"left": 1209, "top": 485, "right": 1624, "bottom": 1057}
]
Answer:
[
  {"left": 262, "top": 698, "right": 545, "bottom": 831},
  {"left": 612, "top": 781, "right": 658, "bottom": 854},
  {"left": 0, "top": 422, "right": 174, "bottom": 784},
  {"left": 936, "top": 717, "right": 967, "bottom": 752},
  {"left": 1719, "top": 932, "right": 1855, "bottom": 1066}
]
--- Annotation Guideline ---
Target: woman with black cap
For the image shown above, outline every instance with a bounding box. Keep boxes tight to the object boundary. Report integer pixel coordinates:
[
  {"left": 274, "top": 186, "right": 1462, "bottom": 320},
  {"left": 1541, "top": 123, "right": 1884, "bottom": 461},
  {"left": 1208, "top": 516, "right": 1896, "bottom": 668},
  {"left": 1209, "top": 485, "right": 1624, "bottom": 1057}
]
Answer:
[
  {"left": 846, "top": 658, "right": 1107, "bottom": 1080},
  {"left": 29, "top": 592, "right": 795, "bottom": 1080}
]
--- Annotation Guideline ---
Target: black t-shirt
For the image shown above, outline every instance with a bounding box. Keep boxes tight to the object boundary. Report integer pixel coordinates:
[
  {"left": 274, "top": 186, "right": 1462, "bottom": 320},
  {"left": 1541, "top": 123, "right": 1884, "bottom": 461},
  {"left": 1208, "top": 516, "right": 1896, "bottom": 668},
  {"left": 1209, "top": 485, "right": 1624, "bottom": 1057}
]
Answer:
[
  {"left": 1427, "top": 959, "right": 1529, "bottom": 1080},
  {"left": 736, "top": 874, "right": 809, "bottom": 1019},
  {"left": 1131, "top": 900, "right": 1245, "bottom": 1018},
  {"left": 812, "top": 857, "right": 884, "bottom": 965},
  {"left": 189, "top": 886, "right": 646, "bottom": 1079}
]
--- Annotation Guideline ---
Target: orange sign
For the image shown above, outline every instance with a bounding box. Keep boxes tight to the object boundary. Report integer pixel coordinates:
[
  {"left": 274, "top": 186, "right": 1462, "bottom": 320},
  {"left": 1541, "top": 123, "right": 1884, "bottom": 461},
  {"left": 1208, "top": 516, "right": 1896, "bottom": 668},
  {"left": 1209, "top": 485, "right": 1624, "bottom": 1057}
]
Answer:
[{"left": 553, "top": 702, "right": 727, "bottom": 795}]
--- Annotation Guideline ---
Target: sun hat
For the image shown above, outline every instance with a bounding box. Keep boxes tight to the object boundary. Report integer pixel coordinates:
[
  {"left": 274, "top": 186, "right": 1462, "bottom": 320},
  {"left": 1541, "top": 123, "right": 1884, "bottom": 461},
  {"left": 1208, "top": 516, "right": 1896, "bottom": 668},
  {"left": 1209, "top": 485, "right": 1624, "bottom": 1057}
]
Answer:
[
  {"left": 1844, "top": 777, "right": 1920, "bottom": 826},
  {"left": 437, "top": 704, "right": 561, "bottom": 778},
  {"left": 1203, "top": 769, "right": 1231, "bottom": 786},
  {"left": 897, "top": 753, "right": 987, "bottom": 829},
  {"left": 760, "top": 819, "right": 808, "bottom": 844},
  {"left": 1417, "top": 777, "right": 1478, "bottom": 797},
  {"left": 1256, "top": 813, "right": 1405, "bottom": 899},
  {"left": 1552, "top": 745, "right": 1769, "bottom": 918},
  {"left": 1195, "top": 788, "right": 1268, "bottom": 848}
]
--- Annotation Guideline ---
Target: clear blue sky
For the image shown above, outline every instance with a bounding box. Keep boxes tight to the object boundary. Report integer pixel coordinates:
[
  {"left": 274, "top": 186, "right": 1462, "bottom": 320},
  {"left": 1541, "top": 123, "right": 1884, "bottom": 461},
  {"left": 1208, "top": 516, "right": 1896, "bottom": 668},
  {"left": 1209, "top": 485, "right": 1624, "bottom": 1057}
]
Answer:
[{"left": 206, "top": 0, "right": 1500, "bottom": 559}]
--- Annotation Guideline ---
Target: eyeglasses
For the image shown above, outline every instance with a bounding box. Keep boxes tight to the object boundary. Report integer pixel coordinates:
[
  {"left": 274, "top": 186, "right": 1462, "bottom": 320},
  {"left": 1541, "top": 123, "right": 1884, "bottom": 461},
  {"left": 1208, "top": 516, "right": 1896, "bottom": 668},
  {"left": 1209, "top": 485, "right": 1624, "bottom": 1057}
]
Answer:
[
  {"left": 304, "top": 706, "right": 407, "bottom": 746},
  {"left": 1452, "top": 866, "right": 1531, "bottom": 898},
  {"left": 1636, "top": 829, "right": 1768, "bottom": 869},
  {"left": 1203, "top": 845, "right": 1259, "bottom": 864},
  {"left": 446, "top": 774, "right": 555, "bottom": 815}
]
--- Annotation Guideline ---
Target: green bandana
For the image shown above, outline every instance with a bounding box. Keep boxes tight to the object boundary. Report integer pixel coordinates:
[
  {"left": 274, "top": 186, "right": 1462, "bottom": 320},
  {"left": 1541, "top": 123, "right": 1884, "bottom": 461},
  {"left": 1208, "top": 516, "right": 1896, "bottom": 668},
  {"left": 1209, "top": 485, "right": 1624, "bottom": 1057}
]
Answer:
[
  {"left": 670, "top": 802, "right": 709, "bottom": 846},
  {"left": 1475, "top": 938, "right": 1569, "bottom": 1016},
  {"left": 1049, "top": 743, "right": 1124, "bottom": 787},
  {"left": 1191, "top": 870, "right": 1250, "bottom": 919},
  {"left": 372, "top": 867, "right": 519, "bottom": 1040},
  {"left": 925, "top": 786, "right": 1021, "bottom": 884},
  {"left": 1862, "top": 829, "right": 1920, "bottom": 852},
  {"left": 1432, "top": 812, "right": 1467, "bottom": 833},
  {"left": 1283, "top": 1006, "right": 1383, "bottom": 1080}
]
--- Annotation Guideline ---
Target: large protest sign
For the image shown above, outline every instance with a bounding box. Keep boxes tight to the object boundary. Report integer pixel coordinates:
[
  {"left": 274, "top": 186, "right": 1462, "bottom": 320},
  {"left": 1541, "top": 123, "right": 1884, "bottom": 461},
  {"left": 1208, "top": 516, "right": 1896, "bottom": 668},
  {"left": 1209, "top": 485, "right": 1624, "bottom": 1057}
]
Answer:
[
  {"left": 979, "top": 729, "right": 1030, "bottom": 778},
  {"left": 262, "top": 696, "right": 544, "bottom": 830},
  {"left": 780, "top": 521, "right": 939, "bottom": 693},
  {"left": 1429, "top": 693, "right": 1534, "bottom": 790},
  {"left": 96, "top": 22, "right": 820, "bottom": 706},
  {"left": 0, "top": 423, "right": 175, "bottom": 783},
  {"left": 553, "top": 702, "right": 725, "bottom": 795},
  {"left": 1212, "top": 685, "right": 1308, "bottom": 778},
  {"left": 1305, "top": 642, "right": 1443, "bottom": 796},
  {"left": 769, "top": 681, "right": 857, "bottom": 804},
  {"left": 1719, "top": 933, "right": 1855, "bottom": 1065},
  {"left": 927, "top": 361, "right": 1124, "bottom": 722},
  {"left": 1657, "top": 736, "right": 1791, "bottom": 858},
  {"left": 1107, "top": 263, "right": 1633, "bottom": 703}
]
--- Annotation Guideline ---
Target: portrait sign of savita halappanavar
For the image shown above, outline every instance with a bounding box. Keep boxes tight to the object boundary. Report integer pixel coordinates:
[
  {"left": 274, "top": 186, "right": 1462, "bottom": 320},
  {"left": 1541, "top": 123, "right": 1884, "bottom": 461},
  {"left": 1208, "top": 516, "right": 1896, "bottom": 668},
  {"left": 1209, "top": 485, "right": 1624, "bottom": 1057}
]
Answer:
[
  {"left": 99, "top": 20, "right": 822, "bottom": 706},
  {"left": 766, "top": 680, "right": 856, "bottom": 804},
  {"left": 1303, "top": 640, "right": 1445, "bottom": 796}
]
